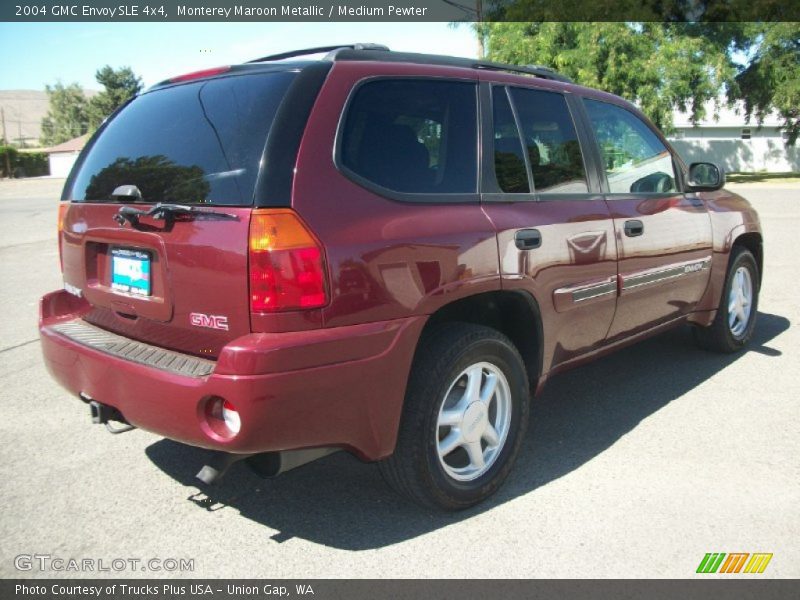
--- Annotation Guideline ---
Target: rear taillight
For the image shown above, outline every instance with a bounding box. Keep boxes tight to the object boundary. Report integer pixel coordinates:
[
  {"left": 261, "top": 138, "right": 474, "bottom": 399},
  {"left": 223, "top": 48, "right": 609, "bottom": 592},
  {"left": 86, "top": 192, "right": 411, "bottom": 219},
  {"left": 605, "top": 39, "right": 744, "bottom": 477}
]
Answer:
[
  {"left": 57, "top": 202, "right": 69, "bottom": 272},
  {"left": 248, "top": 209, "right": 328, "bottom": 312}
]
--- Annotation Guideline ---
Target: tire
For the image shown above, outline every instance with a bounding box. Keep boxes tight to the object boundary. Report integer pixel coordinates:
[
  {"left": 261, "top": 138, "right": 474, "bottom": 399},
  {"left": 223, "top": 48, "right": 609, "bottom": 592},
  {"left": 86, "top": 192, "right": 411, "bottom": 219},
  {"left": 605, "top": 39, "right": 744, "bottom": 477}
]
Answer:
[
  {"left": 693, "top": 246, "right": 759, "bottom": 353},
  {"left": 379, "top": 322, "right": 530, "bottom": 510}
]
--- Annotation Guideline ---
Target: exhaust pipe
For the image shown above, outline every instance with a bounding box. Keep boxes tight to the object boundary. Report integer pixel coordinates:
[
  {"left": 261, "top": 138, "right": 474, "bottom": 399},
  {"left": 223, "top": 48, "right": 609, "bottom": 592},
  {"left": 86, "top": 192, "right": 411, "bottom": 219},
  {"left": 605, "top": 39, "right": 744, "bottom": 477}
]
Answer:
[
  {"left": 247, "top": 447, "right": 338, "bottom": 478},
  {"left": 196, "top": 452, "right": 253, "bottom": 485},
  {"left": 196, "top": 447, "right": 338, "bottom": 485}
]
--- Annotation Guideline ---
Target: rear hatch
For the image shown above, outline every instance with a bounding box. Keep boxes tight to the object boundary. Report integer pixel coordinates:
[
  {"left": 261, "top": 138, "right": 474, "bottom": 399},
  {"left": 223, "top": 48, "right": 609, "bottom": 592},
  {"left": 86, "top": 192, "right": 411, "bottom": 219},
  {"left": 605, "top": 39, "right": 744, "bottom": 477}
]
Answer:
[{"left": 60, "top": 69, "right": 298, "bottom": 357}]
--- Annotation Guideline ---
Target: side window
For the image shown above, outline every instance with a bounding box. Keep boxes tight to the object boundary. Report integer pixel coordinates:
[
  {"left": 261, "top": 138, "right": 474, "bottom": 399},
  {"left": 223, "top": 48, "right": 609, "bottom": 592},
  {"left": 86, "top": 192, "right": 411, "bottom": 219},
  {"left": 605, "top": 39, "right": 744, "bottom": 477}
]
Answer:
[
  {"left": 583, "top": 99, "right": 678, "bottom": 194},
  {"left": 492, "top": 87, "right": 529, "bottom": 193},
  {"left": 340, "top": 79, "right": 477, "bottom": 195},
  {"left": 509, "top": 88, "right": 589, "bottom": 194}
]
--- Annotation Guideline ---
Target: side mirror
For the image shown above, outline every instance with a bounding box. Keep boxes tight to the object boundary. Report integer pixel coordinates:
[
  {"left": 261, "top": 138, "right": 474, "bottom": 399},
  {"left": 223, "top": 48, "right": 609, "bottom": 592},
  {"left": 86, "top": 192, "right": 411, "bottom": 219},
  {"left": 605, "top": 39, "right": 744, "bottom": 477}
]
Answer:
[
  {"left": 630, "top": 171, "right": 676, "bottom": 193},
  {"left": 687, "top": 162, "right": 725, "bottom": 192}
]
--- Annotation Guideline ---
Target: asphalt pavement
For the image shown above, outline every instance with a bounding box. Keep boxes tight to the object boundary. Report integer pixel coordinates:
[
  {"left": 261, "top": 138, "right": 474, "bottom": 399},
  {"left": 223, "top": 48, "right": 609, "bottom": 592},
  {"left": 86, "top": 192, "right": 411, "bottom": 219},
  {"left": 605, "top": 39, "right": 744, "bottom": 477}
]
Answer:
[{"left": 0, "top": 177, "right": 797, "bottom": 578}]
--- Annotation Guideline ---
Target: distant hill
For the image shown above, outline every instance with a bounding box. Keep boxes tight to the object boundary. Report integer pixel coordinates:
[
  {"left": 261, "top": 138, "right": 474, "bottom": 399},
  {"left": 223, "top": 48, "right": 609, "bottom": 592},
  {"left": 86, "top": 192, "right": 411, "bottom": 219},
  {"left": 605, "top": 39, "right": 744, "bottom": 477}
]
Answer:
[{"left": 0, "top": 89, "right": 97, "bottom": 149}]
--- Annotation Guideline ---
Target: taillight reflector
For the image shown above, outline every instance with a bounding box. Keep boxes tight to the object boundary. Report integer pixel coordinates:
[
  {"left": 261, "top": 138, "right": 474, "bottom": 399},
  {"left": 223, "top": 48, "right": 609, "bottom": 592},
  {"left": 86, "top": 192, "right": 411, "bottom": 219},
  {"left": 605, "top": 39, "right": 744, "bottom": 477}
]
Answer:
[
  {"left": 203, "top": 397, "right": 241, "bottom": 438},
  {"left": 248, "top": 209, "right": 328, "bottom": 312},
  {"left": 57, "top": 202, "right": 68, "bottom": 233},
  {"left": 57, "top": 202, "right": 69, "bottom": 271},
  {"left": 221, "top": 400, "right": 241, "bottom": 434}
]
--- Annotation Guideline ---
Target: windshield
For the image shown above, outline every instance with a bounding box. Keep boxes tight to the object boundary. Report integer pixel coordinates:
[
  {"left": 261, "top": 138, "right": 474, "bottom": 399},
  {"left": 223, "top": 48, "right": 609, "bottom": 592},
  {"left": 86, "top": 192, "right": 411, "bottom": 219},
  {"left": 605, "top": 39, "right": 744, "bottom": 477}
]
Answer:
[{"left": 68, "top": 71, "right": 297, "bottom": 205}]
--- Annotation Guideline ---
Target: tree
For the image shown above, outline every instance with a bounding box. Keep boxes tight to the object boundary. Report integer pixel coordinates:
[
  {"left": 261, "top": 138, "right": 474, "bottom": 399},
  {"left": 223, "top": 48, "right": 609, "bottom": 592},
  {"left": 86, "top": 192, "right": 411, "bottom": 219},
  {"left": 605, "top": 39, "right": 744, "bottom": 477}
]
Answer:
[
  {"left": 729, "top": 23, "right": 800, "bottom": 145},
  {"left": 40, "top": 66, "right": 143, "bottom": 147},
  {"left": 40, "top": 82, "right": 89, "bottom": 146},
  {"left": 484, "top": 23, "right": 736, "bottom": 133},
  {"left": 483, "top": 22, "right": 798, "bottom": 144},
  {"left": 87, "top": 66, "right": 143, "bottom": 130}
]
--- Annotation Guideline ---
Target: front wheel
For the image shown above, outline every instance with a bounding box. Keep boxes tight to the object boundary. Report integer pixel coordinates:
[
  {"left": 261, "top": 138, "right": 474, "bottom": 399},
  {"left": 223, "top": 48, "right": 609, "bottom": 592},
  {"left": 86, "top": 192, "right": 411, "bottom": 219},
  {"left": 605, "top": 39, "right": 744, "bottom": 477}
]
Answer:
[
  {"left": 693, "top": 247, "right": 759, "bottom": 353},
  {"left": 379, "top": 323, "right": 530, "bottom": 510}
]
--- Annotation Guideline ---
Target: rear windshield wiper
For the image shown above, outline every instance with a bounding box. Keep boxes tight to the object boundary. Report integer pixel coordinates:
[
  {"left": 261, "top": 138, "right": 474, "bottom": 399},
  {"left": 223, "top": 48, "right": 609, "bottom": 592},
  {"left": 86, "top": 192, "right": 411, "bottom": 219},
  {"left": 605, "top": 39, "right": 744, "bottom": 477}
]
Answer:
[
  {"left": 149, "top": 203, "right": 238, "bottom": 221},
  {"left": 113, "top": 203, "right": 238, "bottom": 227}
]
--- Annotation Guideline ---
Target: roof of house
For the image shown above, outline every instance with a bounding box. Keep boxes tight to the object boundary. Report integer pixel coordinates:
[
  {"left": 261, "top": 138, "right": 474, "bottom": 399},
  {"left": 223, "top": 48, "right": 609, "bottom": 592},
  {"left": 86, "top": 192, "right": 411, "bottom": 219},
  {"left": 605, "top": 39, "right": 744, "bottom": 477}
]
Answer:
[{"left": 44, "top": 134, "right": 89, "bottom": 154}]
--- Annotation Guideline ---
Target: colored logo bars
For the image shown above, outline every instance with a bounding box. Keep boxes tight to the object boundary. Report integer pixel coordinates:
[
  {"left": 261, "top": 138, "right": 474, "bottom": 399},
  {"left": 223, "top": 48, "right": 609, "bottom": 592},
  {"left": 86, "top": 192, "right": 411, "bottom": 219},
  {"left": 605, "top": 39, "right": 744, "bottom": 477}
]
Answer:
[{"left": 696, "top": 553, "right": 773, "bottom": 574}]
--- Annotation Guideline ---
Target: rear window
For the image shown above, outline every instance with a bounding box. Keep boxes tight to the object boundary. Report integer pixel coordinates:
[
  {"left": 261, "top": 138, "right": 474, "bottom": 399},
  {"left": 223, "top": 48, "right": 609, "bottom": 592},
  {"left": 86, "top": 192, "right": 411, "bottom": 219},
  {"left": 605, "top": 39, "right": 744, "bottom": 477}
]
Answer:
[
  {"left": 69, "top": 71, "right": 297, "bottom": 205},
  {"left": 339, "top": 79, "right": 478, "bottom": 197}
]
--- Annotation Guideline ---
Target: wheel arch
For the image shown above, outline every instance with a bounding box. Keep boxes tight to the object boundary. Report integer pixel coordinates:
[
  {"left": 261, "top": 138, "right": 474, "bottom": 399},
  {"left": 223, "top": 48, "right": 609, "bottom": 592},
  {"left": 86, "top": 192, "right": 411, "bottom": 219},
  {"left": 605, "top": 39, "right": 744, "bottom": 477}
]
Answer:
[
  {"left": 732, "top": 231, "right": 763, "bottom": 287},
  {"left": 418, "top": 290, "right": 544, "bottom": 393}
]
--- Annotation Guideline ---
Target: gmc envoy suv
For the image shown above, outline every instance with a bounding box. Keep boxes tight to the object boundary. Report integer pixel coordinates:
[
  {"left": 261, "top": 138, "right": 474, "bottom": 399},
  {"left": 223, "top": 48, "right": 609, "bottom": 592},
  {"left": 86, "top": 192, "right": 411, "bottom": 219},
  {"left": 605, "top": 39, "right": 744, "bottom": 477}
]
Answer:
[{"left": 39, "top": 44, "right": 763, "bottom": 510}]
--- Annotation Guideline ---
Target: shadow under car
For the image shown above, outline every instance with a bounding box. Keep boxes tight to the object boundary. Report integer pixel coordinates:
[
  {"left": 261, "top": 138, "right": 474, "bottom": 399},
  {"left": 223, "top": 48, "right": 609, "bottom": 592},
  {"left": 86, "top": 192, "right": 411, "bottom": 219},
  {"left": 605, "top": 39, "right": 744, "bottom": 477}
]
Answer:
[{"left": 145, "top": 311, "right": 789, "bottom": 549}]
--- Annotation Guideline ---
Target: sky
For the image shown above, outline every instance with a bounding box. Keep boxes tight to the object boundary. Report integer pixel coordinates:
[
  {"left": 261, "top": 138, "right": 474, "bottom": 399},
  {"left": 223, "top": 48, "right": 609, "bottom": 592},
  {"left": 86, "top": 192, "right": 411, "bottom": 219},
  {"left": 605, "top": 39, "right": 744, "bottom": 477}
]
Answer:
[{"left": 0, "top": 22, "right": 478, "bottom": 90}]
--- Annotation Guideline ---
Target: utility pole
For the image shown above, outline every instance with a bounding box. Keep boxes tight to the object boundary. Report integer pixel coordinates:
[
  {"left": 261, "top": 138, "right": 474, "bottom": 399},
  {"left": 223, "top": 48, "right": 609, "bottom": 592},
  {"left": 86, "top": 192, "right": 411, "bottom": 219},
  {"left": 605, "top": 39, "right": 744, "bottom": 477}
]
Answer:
[
  {"left": 476, "top": 0, "right": 484, "bottom": 59},
  {"left": 1, "top": 107, "right": 11, "bottom": 178}
]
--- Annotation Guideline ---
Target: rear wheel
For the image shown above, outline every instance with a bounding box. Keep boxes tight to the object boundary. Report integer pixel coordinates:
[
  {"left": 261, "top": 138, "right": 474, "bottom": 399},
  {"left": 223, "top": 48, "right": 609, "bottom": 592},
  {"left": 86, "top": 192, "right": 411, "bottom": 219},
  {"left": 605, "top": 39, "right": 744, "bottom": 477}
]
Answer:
[
  {"left": 693, "top": 247, "right": 759, "bottom": 353},
  {"left": 379, "top": 323, "right": 529, "bottom": 510}
]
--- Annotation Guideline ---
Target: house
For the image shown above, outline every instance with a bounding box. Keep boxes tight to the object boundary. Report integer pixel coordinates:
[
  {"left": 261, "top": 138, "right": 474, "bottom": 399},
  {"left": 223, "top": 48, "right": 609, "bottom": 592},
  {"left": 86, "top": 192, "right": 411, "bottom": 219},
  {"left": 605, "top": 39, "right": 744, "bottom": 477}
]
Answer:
[
  {"left": 668, "top": 103, "right": 798, "bottom": 173},
  {"left": 44, "top": 134, "right": 88, "bottom": 178}
]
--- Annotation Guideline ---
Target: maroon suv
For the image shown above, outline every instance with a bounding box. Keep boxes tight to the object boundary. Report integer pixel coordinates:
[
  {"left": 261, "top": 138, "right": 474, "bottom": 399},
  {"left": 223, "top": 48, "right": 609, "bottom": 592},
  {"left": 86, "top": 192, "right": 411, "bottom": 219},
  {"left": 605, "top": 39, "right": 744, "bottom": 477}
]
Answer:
[{"left": 39, "top": 44, "right": 763, "bottom": 510}]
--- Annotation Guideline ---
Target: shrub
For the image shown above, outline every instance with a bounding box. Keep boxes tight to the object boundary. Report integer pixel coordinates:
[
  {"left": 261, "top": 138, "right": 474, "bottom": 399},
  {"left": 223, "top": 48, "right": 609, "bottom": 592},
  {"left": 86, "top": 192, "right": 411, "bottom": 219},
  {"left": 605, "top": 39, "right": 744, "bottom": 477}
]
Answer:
[
  {"left": 15, "top": 151, "right": 49, "bottom": 177},
  {"left": 0, "top": 146, "right": 50, "bottom": 178}
]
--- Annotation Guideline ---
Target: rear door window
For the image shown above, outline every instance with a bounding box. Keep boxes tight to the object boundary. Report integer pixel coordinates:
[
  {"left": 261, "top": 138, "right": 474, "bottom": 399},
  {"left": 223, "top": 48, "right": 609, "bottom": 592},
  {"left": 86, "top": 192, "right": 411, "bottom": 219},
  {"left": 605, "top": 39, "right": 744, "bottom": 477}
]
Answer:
[
  {"left": 509, "top": 88, "right": 590, "bottom": 194},
  {"left": 69, "top": 71, "right": 297, "bottom": 205},
  {"left": 339, "top": 79, "right": 478, "bottom": 197},
  {"left": 492, "top": 87, "right": 530, "bottom": 194}
]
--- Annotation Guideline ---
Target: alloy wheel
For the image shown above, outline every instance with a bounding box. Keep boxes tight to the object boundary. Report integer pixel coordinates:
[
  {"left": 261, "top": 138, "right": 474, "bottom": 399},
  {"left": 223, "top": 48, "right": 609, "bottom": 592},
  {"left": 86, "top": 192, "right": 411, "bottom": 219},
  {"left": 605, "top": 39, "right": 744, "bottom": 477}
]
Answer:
[
  {"left": 728, "top": 266, "right": 753, "bottom": 338},
  {"left": 436, "top": 362, "right": 512, "bottom": 482}
]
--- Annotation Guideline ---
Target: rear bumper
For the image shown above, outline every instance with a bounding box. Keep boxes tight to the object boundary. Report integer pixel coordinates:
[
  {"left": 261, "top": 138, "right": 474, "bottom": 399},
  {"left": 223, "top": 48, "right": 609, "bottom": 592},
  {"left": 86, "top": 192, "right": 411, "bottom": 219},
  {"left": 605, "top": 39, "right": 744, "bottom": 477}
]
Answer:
[{"left": 39, "top": 290, "right": 425, "bottom": 459}]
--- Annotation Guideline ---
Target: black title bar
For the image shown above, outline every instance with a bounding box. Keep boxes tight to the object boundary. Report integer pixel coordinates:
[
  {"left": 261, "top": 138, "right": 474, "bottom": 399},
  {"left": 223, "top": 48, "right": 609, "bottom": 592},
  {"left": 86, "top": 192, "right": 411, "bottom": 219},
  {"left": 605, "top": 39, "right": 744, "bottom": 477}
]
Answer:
[
  {"left": 4, "top": 579, "right": 800, "bottom": 600},
  {"left": 3, "top": 0, "right": 799, "bottom": 22}
]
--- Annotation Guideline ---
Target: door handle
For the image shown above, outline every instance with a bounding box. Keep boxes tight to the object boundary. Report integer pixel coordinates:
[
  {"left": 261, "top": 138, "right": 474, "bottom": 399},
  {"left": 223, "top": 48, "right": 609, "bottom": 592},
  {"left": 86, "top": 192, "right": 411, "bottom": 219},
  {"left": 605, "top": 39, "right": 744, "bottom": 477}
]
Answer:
[
  {"left": 624, "top": 220, "right": 644, "bottom": 237},
  {"left": 515, "top": 228, "right": 541, "bottom": 250}
]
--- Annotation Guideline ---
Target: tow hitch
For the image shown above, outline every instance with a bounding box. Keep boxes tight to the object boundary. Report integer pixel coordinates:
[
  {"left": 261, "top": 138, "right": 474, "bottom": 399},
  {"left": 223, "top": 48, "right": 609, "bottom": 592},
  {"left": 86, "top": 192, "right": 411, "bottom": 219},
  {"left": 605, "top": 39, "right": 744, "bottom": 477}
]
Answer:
[{"left": 81, "top": 394, "right": 136, "bottom": 434}]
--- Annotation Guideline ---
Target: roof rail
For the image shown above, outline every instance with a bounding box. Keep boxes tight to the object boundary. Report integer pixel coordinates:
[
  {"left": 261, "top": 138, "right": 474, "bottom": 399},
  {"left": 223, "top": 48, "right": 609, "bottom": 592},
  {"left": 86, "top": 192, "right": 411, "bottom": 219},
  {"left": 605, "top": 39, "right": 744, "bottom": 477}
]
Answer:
[
  {"left": 246, "top": 45, "right": 572, "bottom": 83},
  {"left": 471, "top": 61, "right": 572, "bottom": 83},
  {"left": 247, "top": 43, "right": 389, "bottom": 64},
  {"left": 329, "top": 48, "right": 572, "bottom": 83}
]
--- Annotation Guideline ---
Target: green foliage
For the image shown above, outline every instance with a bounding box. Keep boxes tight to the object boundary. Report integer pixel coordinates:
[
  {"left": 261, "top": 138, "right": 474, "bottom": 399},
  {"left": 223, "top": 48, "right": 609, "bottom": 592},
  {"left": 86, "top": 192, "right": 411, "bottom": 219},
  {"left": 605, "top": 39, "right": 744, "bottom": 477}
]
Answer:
[
  {"left": 485, "top": 23, "right": 735, "bottom": 133},
  {"left": 40, "top": 82, "right": 89, "bottom": 146},
  {"left": 41, "top": 65, "right": 143, "bottom": 147},
  {"left": 16, "top": 151, "right": 49, "bottom": 177},
  {"left": 0, "top": 146, "right": 49, "bottom": 178},
  {"left": 483, "top": 22, "right": 798, "bottom": 144},
  {"left": 730, "top": 23, "right": 800, "bottom": 145},
  {"left": 87, "top": 66, "right": 143, "bottom": 130}
]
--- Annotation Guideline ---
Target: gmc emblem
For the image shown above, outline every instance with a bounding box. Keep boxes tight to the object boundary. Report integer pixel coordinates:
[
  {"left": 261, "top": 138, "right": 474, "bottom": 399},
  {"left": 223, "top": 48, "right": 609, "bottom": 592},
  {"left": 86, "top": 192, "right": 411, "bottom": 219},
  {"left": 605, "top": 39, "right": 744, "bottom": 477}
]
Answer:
[{"left": 189, "top": 312, "right": 229, "bottom": 331}]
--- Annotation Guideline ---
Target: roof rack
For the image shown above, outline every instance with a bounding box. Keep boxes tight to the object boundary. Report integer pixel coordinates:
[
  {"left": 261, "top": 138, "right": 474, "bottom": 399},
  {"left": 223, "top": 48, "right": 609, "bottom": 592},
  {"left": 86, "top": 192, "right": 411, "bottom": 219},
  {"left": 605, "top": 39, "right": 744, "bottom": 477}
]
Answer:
[
  {"left": 246, "top": 44, "right": 572, "bottom": 84},
  {"left": 247, "top": 43, "right": 389, "bottom": 64},
  {"left": 471, "top": 61, "right": 572, "bottom": 83},
  {"left": 330, "top": 47, "right": 572, "bottom": 83}
]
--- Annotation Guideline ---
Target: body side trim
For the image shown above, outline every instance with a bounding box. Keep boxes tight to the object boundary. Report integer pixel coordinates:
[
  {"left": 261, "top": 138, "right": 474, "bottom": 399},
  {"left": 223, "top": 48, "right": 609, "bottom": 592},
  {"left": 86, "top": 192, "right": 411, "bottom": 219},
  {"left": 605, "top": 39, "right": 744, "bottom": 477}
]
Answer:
[{"left": 620, "top": 256, "right": 712, "bottom": 294}]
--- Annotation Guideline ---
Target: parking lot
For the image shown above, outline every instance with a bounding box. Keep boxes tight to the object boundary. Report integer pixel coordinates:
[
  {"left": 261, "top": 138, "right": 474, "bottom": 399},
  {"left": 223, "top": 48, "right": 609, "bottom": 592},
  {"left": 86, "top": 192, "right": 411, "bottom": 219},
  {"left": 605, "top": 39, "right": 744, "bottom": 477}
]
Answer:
[{"left": 0, "top": 177, "right": 797, "bottom": 578}]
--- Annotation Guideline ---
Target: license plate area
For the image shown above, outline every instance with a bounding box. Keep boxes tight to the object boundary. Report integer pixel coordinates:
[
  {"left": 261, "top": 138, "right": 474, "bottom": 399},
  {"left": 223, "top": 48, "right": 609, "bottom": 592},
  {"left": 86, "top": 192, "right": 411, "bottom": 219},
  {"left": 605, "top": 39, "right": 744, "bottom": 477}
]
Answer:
[{"left": 111, "top": 247, "right": 151, "bottom": 297}]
